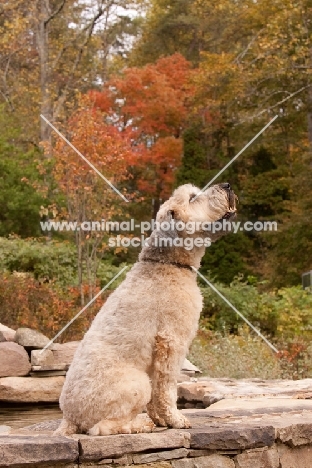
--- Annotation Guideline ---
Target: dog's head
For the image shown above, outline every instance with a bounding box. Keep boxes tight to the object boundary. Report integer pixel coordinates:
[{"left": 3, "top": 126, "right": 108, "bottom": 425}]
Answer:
[{"left": 156, "top": 183, "right": 237, "bottom": 238}]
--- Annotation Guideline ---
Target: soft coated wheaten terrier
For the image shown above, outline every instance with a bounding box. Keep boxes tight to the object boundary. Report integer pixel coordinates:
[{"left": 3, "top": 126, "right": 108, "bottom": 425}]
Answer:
[{"left": 54, "top": 183, "right": 237, "bottom": 436}]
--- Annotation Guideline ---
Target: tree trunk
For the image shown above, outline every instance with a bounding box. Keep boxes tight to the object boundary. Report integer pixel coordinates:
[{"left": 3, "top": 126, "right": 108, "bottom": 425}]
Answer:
[
  {"left": 37, "top": 0, "right": 52, "bottom": 149},
  {"left": 307, "top": 86, "right": 312, "bottom": 155}
]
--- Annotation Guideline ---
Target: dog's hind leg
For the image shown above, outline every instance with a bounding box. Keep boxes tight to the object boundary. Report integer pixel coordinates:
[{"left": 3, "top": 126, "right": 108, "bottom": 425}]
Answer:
[
  {"left": 88, "top": 367, "right": 153, "bottom": 436},
  {"left": 89, "top": 414, "right": 154, "bottom": 436},
  {"left": 53, "top": 418, "right": 78, "bottom": 436}
]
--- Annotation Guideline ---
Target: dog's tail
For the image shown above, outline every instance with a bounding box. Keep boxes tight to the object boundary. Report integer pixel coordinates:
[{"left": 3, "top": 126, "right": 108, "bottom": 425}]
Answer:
[{"left": 53, "top": 418, "right": 78, "bottom": 436}]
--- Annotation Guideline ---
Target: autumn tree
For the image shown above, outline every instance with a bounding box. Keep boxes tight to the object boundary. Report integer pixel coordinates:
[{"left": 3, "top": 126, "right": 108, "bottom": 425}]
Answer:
[
  {"left": 91, "top": 53, "right": 193, "bottom": 217},
  {"left": 0, "top": 0, "right": 142, "bottom": 146},
  {"left": 50, "top": 96, "right": 131, "bottom": 304}
]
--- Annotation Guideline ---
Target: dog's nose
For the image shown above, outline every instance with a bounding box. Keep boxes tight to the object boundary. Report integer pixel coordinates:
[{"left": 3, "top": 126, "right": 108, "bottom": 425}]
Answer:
[{"left": 220, "top": 183, "right": 231, "bottom": 190}]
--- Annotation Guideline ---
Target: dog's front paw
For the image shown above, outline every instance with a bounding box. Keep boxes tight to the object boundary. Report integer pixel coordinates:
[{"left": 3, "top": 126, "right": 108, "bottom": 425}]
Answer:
[{"left": 165, "top": 411, "right": 192, "bottom": 429}]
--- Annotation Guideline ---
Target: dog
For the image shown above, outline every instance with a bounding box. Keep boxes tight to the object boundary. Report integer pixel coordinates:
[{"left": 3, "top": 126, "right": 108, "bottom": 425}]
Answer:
[{"left": 54, "top": 183, "right": 237, "bottom": 436}]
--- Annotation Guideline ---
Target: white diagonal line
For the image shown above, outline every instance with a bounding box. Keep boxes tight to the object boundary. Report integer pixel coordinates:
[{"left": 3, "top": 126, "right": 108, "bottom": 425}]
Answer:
[
  {"left": 40, "top": 265, "right": 128, "bottom": 353},
  {"left": 191, "top": 115, "right": 278, "bottom": 202},
  {"left": 192, "top": 267, "right": 279, "bottom": 353},
  {"left": 40, "top": 114, "right": 129, "bottom": 203}
]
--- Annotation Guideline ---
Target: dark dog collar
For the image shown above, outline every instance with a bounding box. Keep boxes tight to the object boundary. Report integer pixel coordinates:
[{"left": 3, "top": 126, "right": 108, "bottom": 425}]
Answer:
[{"left": 142, "top": 259, "right": 193, "bottom": 272}]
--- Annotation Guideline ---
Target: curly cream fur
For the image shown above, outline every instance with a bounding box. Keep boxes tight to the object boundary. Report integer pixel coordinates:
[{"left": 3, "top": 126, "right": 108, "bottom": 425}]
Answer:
[{"left": 54, "top": 183, "right": 236, "bottom": 436}]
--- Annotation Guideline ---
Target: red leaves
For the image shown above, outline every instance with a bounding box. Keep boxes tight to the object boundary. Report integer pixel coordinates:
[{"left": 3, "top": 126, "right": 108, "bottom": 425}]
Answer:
[
  {"left": 87, "top": 53, "right": 193, "bottom": 199},
  {"left": 0, "top": 273, "right": 104, "bottom": 342}
]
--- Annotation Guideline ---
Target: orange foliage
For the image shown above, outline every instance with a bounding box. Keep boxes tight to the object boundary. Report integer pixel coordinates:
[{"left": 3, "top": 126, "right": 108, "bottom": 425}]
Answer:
[
  {"left": 89, "top": 53, "right": 194, "bottom": 199},
  {"left": 53, "top": 99, "right": 132, "bottom": 201},
  {"left": 0, "top": 273, "right": 104, "bottom": 342}
]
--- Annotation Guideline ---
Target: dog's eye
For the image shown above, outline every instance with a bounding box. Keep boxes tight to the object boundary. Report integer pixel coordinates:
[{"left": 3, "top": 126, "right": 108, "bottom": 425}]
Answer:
[{"left": 168, "top": 210, "right": 175, "bottom": 219}]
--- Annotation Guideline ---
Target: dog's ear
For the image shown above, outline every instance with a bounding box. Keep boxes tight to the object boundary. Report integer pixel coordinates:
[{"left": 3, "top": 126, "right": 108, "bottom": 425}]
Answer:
[{"left": 156, "top": 207, "right": 178, "bottom": 239}]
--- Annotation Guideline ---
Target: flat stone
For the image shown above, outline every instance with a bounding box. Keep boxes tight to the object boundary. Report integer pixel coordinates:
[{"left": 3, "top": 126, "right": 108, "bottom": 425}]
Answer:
[
  {"left": 32, "top": 364, "right": 68, "bottom": 371},
  {"left": 0, "top": 435, "right": 78, "bottom": 467},
  {"left": 15, "top": 327, "right": 50, "bottom": 350},
  {"left": 77, "top": 430, "right": 191, "bottom": 461},
  {"left": 190, "top": 425, "right": 275, "bottom": 450},
  {"left": 0, "top": 323, "right": 16, "bottom": 341},
  {"left": 111, "top": 455, "right": 132, "bottom": 465},
  {"left": 277, "top": 444, "right": 312, "bottom": 468},
  {"left": 31, "top": 348, "right": 54, "bottom": 366},
  {"left": 277, "top": 423, "right": 312, "bottom": 447},
  {"left": 182, "top": 359, "right": 201, "bottom": 374},
  {"left": 178, "top": 382, "right": 213, "bottom": 403},
  {"left": 205, "top": 398, "right": 312, "bottom": 417},
  {"left": 178, "top": 378, "right": 312, "bottom": 407},
  {"left": 109, "top": 464, "right": 171, "bottom": 468},
  {"left": 0, "top": 376, "right": 64, "bottom": 402},
  {"left": 30, "top": 370, "right": 67, "bottom": 377},
  {"left": 188, "top": 449, "right": 214, "bottom": 457},
  {"left": 235, "top": 446, "right": 279, "bottom": 468},
  {"left": 132, "top": 448, "right": 189, "bottom": 464},
  {"left": 17, "top": 419, "right": 62, "bottom": 433},
  {"left": 0, "top": 342, "right": 31, "bottom": 377},
  {"left": 171, "top": 454, "right": 235, "bottom": 468},
  {"left": 0, "top": 425, "right": 11, "bottom": 434},
  {"left": 52, "top": 341, "right": 80, "bottom": 366}
]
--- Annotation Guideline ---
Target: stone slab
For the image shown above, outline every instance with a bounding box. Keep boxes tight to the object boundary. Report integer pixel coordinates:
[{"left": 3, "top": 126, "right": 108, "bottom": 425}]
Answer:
[
  {"left": 77, "top": 430, "right": 191, "bottom": 461},
  {"left": 0, "top": 435, "right": 78, "bottom": 467},
  {"left": 15, "top": 328, "right": 50, "bottom": 350},
  {"left": 277, "top": 444, "right": 312, "bottom": 468},
  {"left": 235, "top": 446, "right": 279, "bottom": 468},
  {"left": 0, "top": 376, "right": 64, "bottom": 402},
  {"left": 32, "top": 364, "right": 69, "bottom": 371},
  {"left": 30, "top": 370, "right": 67, "bottom": 377},
  {"left": 171, "top": 454, "right": 235, "bottom": 468},
  {"left": 182, "top": 359, "right": 201, "bottom": 374},
  {"left": 31, "top": 349, "right": 54, "bottom": 366},
  {"left": 52, "top": 342, "right": 80, "bottom": 366},
  {"left": 204, "top": 397, "right": 312, "bottom": 417},
  {"left": 276, "top": 422, "right": 312, "bottom": 447},
  {"left": 132, "top": 448, "right": 189, "bottom": 464},
  {"left": 178, "top": 378, "right": 312, "bottom": 406},
  {"left": 190, "top": 425, "right": 275, "bottom": 450}
]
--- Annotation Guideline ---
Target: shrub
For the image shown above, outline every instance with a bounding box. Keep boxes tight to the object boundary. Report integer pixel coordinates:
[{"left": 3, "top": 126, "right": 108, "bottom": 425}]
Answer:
[
  {"left": 0, "top": 265, "right": 128, "bottom": 342},
  {"left": 200, "top": 277, "right": 312, "bottom": 339},
  {"left": 0, "top": 237, "right": 77, "bottom": 286}
]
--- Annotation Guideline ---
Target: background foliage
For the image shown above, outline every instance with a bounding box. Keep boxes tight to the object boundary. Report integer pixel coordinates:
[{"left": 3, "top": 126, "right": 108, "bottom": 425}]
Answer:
[{"left": 1, "top": 0, "right": 312, "bottom": 378}]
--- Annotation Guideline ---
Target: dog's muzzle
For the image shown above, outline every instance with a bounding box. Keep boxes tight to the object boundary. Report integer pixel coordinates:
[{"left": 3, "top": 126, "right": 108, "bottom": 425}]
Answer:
[{"left": 219, "top": 183, "right": 237, "bottom": 220}]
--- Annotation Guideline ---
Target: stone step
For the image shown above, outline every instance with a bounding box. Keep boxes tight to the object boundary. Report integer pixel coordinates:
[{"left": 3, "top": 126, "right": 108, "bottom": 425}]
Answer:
[
  {"left": 3, "top": 402, "right": 312, "bottom": 467},
  {"left": 31, "top": 364, "right": 69, "bottom": 371},
  {"left": 30, "top": 370, "right": 67, "bottom": 377}
]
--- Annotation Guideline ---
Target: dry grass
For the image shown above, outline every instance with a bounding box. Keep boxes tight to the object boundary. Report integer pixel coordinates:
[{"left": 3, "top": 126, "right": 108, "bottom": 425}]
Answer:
[{"left": 189, "top": 328, "right": 283, "bottom": 379}]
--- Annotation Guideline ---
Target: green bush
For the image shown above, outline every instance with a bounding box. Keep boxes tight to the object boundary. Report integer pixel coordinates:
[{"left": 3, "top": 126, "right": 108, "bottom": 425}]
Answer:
[
  {"left": 200, "top": 276, "right": 312, "bottom": 339},
  {"left": 0, "top": 237, "right": 78, "bottom": 286},
  {"left": 0, "top": 237, "right": 129, "bottom": 289}
]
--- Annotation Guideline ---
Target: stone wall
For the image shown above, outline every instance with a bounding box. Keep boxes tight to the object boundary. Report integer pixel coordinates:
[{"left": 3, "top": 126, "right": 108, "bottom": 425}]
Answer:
[
  {"left": 2, "top": 323, "right": 312, "bottom": 468},
  {"left": 2, "top": 395, "right": 312, "bottom": 468}
]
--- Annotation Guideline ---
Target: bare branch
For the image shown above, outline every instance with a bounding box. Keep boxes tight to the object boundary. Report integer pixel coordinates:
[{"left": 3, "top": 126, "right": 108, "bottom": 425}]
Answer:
[
  {"left": 234, "top": 29, "right": 265, "bottom": 65},
  {"left": 53, "top": 4, "right": 109, "bottom": 119},
  {"left": 237, "top": 85, "right": 311, "bottom": 124},
  {"left": 0, "top": 88, "right": 14, "bottom": 111},
  {"left": 45, "top": 0, "right": 67, "bottom": 25}
]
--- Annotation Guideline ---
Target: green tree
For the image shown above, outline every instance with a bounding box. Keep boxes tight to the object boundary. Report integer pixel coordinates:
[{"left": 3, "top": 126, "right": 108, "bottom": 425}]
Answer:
[{"left": 0, "top": 139, "right": 45, "bottom": 237}]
